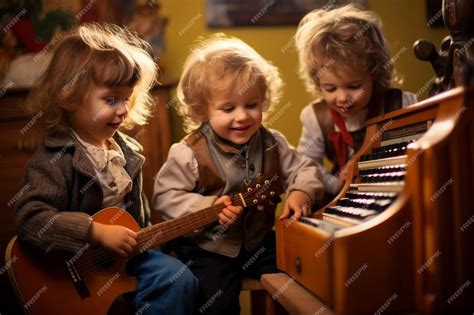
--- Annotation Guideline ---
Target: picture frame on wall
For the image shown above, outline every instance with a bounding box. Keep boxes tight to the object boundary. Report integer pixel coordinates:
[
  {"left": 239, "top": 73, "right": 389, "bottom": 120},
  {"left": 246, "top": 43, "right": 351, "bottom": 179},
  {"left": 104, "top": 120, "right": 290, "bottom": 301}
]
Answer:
[{"left": 205, "top": 0, "right": 367, "bottom": 27}]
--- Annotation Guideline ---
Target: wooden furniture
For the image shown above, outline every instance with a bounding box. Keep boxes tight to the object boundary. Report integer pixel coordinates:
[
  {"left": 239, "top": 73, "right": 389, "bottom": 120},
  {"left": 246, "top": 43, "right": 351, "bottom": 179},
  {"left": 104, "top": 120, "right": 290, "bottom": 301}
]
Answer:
[
  {"left": 241, "top": 277, "right": 271, "bottom": 315},
  {"left": 261, "top": 273, "right": 333, "bottom": 315},
  {"left": 276, "top": 87, "right": 474, "bottom": 314},
  {"left": 0, "top": 88, "right": 45, "bottom": 315},
  {"left": 0, "top": 80, "right": 175, "bottom": 314}
]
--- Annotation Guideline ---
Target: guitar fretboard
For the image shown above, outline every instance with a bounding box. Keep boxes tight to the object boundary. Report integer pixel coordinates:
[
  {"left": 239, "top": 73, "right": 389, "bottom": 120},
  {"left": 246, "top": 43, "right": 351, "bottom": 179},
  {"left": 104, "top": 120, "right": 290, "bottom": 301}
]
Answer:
[{"left": 136, "top": 194, "right": 242, "bottom": 251}]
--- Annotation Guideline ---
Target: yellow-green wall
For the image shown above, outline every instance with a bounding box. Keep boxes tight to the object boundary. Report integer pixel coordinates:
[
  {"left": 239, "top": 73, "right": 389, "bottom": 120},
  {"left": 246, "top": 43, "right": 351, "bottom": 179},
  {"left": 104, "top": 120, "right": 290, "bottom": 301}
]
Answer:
[{"left": 159, "top": 0, "right": 447, "bottom": 145}]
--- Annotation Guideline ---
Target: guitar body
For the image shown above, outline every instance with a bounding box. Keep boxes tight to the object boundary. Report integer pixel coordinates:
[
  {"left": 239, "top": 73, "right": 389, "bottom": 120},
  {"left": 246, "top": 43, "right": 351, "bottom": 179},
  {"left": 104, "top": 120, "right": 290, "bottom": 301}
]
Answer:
[{"left": 6, "top": 208, "right": 138, "bottom": 315}]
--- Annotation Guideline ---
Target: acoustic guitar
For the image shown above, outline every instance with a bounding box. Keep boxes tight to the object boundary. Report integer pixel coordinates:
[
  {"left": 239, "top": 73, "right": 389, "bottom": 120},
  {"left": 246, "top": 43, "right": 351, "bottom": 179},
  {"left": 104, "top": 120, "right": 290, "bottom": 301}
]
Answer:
[{"left": 5, "top": 176, "right": 282, "bottom": 315}]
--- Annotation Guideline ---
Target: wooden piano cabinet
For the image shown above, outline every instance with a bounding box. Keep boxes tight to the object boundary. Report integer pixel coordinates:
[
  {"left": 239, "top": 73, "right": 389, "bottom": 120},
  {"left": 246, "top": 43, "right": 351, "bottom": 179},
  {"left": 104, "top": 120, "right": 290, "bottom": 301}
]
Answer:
[
  {"left": 409, "top": 89, "right": 474, "bottom": 312},
  {"left": 0, "top": 80, "right": 175, "bottom": 314},
  {"left": 276, "top": 220, "right": 333, "bottom": 303},
  {"left": 277, "top": 202, "right": 416, "bottom": 314},
  {"left": 276, "top": 87, "right": 474, "bottom": 314}
]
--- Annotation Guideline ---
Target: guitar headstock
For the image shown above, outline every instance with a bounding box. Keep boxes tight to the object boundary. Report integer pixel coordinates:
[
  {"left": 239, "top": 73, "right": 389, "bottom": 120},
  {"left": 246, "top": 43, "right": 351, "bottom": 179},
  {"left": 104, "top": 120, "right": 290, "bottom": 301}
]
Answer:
[{"left": 238, "top": 173, "right": 284, "bottom": 210}]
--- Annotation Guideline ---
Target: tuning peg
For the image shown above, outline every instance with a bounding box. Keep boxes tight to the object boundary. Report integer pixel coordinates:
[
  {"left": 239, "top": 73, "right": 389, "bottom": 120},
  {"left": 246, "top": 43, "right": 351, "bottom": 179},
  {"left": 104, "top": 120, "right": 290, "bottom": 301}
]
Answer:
[{"left": 257, "top": 205, "right": 264, "bottom": 211}]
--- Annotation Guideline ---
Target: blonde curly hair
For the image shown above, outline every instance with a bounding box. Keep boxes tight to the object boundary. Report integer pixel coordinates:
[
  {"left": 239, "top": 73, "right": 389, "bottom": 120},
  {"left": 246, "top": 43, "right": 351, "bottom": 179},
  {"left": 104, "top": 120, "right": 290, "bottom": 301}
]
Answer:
[
  {"left": 295, "top": 4, "right": 395, "bottom": 98},
  {"left": 27, "top": 23, "right": 157, "bottom": 132},
  {"left": 176, "top": 34, "right": 283, "bottom": 133}
]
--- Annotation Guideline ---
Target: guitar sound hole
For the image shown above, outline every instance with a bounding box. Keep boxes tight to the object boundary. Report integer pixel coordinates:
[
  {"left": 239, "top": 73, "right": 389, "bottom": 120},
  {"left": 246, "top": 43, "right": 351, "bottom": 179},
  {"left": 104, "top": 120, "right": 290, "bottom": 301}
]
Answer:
[{"left": 88, "top": 247, "right": 118, "bottom": 273}]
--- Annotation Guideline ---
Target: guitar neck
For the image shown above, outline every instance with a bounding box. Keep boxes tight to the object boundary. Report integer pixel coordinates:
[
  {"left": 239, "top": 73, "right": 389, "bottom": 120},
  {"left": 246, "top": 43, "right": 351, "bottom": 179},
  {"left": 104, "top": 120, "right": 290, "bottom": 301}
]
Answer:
[{"left": 137, "top": 194, "right": 242, "bottom": 252}]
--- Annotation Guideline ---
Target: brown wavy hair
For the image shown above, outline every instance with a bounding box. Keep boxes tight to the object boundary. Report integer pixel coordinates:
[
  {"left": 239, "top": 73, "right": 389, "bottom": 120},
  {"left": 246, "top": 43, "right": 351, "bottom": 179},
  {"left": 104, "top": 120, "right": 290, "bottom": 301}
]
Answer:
[
  {"left": 176, "top": 33, "right": 283, "bottom": 133},
  {"left": 295, "top": 4, "right": 398, "bottom": 99},
  {"left": 26, "top": 23, "right": 157, "bottom": 132}
]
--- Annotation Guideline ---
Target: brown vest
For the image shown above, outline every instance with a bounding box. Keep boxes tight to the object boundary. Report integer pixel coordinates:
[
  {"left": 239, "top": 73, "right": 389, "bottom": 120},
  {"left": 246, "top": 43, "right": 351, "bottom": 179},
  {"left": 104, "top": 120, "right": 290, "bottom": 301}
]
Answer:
[
  {"left": 313, "top": 88, "right": 402, "bottom": 175},
  {"left": 184, "top": 126, "right": 283, "bottom": 253}
]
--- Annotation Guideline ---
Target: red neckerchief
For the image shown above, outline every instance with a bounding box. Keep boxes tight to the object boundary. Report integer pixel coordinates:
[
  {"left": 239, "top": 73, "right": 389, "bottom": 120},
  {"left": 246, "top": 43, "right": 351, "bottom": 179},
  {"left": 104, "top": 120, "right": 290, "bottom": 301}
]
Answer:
[{"left": 328, "top": 108, "right": 354, "bottom": 168}]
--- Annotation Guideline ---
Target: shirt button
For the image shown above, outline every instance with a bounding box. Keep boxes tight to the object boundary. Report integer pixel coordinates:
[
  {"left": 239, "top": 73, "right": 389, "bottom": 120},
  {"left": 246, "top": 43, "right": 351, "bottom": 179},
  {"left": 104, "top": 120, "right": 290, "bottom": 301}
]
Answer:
[{"left": 241, "top": 164, "right": 246, "bottom": 169}]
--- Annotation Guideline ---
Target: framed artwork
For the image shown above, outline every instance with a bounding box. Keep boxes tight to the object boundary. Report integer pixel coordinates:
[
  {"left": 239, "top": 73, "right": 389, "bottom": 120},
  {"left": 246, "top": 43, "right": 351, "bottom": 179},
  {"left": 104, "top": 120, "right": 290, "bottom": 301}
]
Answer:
[{"left": 205, "top": 0, "right": 367, "bottom": 27}]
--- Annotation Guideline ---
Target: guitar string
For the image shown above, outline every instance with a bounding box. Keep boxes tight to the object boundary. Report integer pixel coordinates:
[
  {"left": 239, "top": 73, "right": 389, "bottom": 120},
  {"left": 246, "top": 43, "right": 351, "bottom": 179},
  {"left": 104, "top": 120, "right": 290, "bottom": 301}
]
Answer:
[
  {"left": 76, "top": 184, "right": 278, "bottom": 268},
  {"left": 74, "top": 208, "right": 224, "bottom": 273},
  {"left": 74, "top": 205, "right": 225, "bottom": 273},
  {"left": 74, "top": 188, "right": 276, "bottom": 273},
  {"left": 136, "top": 202, "right": 226, "bottom": 245},
  {"left": 137, "top": 183, "right": 277, "bottom": 242},
  {"left": 74, "top": 200, "right": 229, "bottom": 273},
  {"left": 137, "top": 183, "right": 278, "bottom": 245},
  {"left": 138, "top": 184, "right": 272, "bottom": 236},
  {"left": 73, "top": 194, "right": 247, "bottom": 272},
  {"left": 74, "top": 185, "right": 279, "bottom": 273}
]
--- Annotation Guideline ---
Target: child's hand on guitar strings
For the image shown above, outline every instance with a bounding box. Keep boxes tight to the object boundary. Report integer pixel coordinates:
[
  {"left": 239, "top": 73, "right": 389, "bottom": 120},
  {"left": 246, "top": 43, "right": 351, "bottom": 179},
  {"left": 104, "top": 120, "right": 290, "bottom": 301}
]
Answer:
[
  {"left": 216, "top": 195, "right": 243, "bottom": 226},
  {"left": 88, "top": 222, "right": 138, "bottom": 257}
]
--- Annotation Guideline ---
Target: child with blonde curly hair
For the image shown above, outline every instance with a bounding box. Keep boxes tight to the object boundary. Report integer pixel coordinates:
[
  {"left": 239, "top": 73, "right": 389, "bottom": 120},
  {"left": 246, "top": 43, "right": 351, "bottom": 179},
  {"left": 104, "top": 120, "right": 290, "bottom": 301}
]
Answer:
[
  {"left": 295, "top": 4, "right": 417, "bottom": 197},
  {"left": 153, "top": 34, "right": 323, "bottom": 314},
  {"left": 15, "top": 23, "right": 197, "bottom": 314}
]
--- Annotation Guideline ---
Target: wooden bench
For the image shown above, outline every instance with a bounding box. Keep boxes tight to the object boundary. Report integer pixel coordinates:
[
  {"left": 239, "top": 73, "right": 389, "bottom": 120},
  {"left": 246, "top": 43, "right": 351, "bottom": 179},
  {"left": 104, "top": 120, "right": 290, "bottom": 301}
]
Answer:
[{"left": 260, "top": 273, "right": 334, "bottom": 315}]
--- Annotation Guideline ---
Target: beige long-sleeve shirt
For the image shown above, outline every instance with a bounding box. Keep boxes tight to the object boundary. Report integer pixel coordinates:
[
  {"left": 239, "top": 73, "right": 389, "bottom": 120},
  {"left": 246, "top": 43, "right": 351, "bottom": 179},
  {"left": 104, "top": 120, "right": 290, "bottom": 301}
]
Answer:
[{"left": 153, "top": 127, "right": 324, "bottom": 257}]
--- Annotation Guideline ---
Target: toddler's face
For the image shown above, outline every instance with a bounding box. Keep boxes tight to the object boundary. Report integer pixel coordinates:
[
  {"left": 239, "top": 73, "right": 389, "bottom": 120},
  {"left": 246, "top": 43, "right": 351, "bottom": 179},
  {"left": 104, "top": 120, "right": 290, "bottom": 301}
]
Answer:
[
  {"left": 68, "top": 85, "right": 132, "bottom": 148},
  {"left": 318, "top": 65, "right": 373, "bottom": 118},
  {"left": 206, "top": 80, "right": 263, "bottom": 145}
]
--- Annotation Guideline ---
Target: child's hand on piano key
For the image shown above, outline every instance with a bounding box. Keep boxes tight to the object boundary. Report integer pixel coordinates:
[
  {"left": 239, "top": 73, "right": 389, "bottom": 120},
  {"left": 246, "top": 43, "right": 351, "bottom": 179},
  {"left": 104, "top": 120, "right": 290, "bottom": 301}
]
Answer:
[
  {"left": 279, "top": 190, "right": 311, "bottom": 220},
  {"left": 336, "top": 167, "right": 349, "bottom": 191},
  {"left": 216, "top": 195, "right": 243, "bottom": 226}
]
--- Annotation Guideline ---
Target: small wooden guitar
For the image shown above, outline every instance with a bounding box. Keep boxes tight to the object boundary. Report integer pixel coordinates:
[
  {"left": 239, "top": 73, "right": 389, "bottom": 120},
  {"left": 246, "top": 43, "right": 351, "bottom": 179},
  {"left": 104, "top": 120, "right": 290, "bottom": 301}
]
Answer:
[{"left": 5, "top": 176, "right": 282, "bottom": 315}]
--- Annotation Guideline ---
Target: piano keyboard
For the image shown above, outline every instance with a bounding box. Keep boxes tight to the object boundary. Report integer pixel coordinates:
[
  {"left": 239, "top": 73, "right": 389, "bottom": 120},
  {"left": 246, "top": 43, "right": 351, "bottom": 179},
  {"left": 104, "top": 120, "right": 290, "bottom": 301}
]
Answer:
[{"left": 321, "top": 137, "right": 421, "bottom": 227}]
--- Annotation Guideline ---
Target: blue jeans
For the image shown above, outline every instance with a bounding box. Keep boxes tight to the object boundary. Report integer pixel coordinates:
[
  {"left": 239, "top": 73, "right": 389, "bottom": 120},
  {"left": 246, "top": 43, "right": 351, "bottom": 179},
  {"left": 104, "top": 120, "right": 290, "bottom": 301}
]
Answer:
[{"left": 126, "top": 249, "right": 198, "bottom": 315}]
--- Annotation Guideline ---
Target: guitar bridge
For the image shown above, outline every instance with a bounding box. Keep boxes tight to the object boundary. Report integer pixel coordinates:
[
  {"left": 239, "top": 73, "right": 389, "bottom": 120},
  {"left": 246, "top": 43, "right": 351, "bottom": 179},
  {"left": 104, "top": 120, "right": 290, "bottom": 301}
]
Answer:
[{"left": 66, "top": 259, "right": 90, "bottom": 299}]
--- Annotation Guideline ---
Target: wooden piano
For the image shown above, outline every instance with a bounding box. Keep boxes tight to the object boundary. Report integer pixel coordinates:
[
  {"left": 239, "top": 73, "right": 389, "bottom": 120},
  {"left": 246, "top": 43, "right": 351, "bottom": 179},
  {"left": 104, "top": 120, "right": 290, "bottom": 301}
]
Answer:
[{"left": 276, "top": 86, "right": 474, "bottom": 314}]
